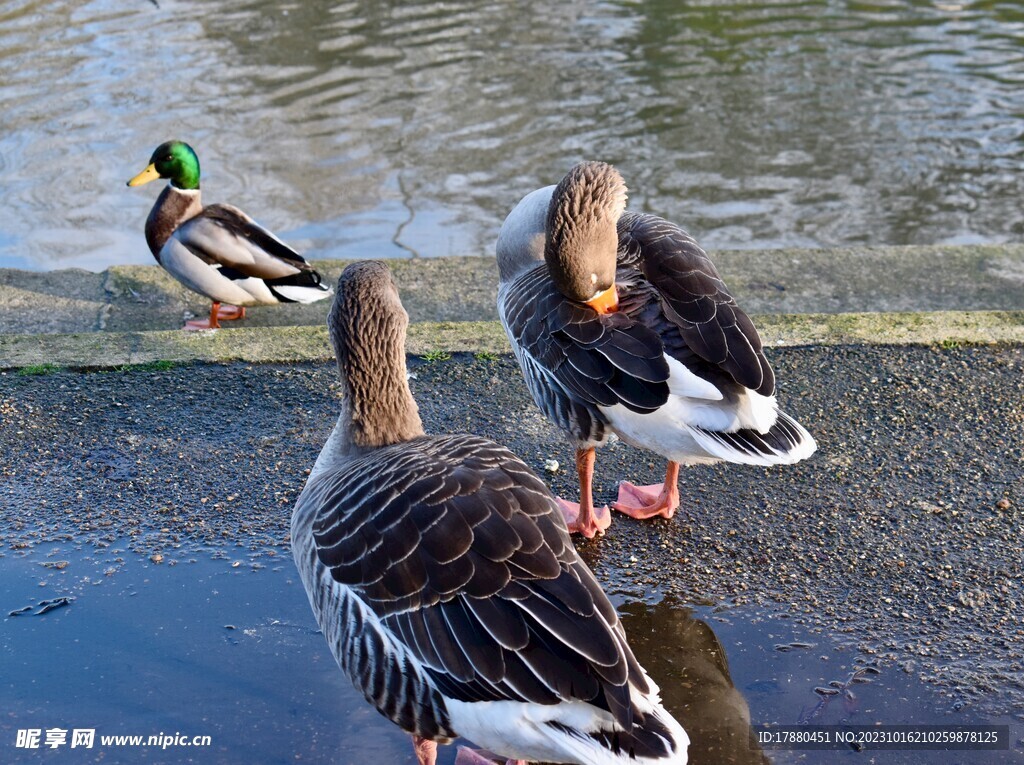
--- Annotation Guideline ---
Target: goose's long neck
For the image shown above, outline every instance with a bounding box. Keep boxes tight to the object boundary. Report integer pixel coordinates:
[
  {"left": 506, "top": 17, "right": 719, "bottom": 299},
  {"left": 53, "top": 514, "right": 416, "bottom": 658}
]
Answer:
[
  {"left": 311, "top": 297, "right": 424, "bottom": 480},
  {"left": 144, "top": 184, "right": 202, "bottom": 257},
  {"left": 496, "top": 185, "right": 555, "bottom": 283},
  {"left": 308, "top": 413, "right": 350, "bottom": 484}
]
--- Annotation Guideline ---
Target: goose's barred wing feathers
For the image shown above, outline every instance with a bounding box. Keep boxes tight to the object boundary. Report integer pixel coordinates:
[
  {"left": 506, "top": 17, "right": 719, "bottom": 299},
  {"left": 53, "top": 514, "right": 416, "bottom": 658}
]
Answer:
[
  {"left": 501, "top": 265, "right": 671, "bottom": 441},
  {"left": 617, "top": 211, "right": 775, "bottom": 397},
  {"left": 309, "top": 435, "right": 655, "bottom": 733}
]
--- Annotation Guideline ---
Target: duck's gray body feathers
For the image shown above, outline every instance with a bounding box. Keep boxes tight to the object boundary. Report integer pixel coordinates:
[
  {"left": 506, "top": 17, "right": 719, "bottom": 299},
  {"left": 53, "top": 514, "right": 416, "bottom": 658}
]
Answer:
[{"left": 144, "top": 184, "right": 330, "bottom": 307}]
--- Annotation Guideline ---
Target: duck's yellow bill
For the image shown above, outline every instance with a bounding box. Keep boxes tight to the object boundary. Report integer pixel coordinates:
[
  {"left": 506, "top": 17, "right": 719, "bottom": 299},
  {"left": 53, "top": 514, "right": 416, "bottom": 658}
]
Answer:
[
  {"left": 585, "top": 284, "right": 619, "bottom": 314},
  {"left": 127, "top": 164, "right": 160, "bottom": 187}
]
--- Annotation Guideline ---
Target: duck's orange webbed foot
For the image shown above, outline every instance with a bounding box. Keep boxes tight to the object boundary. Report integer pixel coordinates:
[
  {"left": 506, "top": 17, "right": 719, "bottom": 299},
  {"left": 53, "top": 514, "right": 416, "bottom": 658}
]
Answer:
[
  {"left": 217, "top": 304, "right": 246, "bottom": 321},
  {"left": 183, "top": 302, "right": 247, "bottom": 330},
  {"left": 184, "top": 302, "right": 224, "bottom": 330}
]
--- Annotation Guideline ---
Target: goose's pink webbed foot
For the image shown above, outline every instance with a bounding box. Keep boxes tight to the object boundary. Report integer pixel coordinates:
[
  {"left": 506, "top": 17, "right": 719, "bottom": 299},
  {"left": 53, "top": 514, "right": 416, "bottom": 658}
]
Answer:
[
  {"left": 455, "top": 745, "right": 526, "bottom": 765},
  {"left": 613, "top": 461, "right": 681, "bottom": 520},
  {"left": 556, "top": 496, "right": 611, "bottom": 538}
]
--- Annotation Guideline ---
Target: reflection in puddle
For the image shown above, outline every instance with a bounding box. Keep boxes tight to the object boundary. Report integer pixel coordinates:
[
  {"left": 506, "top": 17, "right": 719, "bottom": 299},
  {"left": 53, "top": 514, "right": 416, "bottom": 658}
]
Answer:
[
  {"left": 620, "top": 601, "right": 768, "bottom": 765},
  {"left": 619, "top": 600, "right": 1020, "bottom": 765}
]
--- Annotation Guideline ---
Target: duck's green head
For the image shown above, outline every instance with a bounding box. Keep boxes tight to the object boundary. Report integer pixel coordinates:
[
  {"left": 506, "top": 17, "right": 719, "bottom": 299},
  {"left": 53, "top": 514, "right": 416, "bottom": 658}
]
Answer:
[{"left": 127, "top": 141, "right": 200, "bottom": 190}]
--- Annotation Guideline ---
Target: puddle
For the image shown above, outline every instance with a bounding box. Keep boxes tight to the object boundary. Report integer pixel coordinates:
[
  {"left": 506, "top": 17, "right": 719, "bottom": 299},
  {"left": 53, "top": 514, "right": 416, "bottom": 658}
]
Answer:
[
  {"left": 0, "top": 545, "right": 410, "bottom": 764},
  {"left": 1, "top": 547, "right": 1019, "bottom": 764}
]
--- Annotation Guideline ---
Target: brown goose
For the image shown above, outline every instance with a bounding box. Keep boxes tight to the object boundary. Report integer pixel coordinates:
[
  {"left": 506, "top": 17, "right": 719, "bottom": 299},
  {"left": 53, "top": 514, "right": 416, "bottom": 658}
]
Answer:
[
  {"left": 291, "top": 261, "right": 688, "bottom": 765},
  {"left": 497, "top": 162, "right": 816, "bottom": 537},
  {"left": 127, "top": 140, "right": 331, "bottom": 329}
]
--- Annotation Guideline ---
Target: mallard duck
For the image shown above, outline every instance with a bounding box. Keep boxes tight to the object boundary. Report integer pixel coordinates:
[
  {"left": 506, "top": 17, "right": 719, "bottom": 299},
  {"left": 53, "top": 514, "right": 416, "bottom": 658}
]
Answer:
[
  {"left": 127, "top": 140, "right": 331, "bottom": 329},
  {"left": 497, "top": 162, "right": 817, "bottom": 538},
  {"left": 291, "top": 261, "right": 688, "bottom": 765}
]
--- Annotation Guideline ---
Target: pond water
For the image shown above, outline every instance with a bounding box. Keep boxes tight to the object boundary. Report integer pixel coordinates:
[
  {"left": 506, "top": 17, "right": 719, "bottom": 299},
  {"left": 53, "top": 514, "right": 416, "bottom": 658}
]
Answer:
[
  {"left": 2, "top": 546, "right": 1018, "bottom": 764},
  {"left": 2, "top": 0, "right": 1024, "bottom": 271}
]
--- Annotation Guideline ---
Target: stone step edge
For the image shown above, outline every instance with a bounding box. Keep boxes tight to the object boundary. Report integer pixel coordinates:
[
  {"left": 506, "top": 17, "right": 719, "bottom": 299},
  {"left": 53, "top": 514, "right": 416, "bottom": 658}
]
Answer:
[{"left": 1, "top": 310, "right": 1022, "bottom": 370}]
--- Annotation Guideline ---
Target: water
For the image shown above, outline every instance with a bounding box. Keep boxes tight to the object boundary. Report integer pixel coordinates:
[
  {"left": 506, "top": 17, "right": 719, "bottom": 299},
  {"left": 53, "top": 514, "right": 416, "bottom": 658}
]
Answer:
[
  {"left": 2, "top": 0, "right": 1024, "bottom": 271},
  {"left": 2, "top": 546, "right": 1018, "bottom": 764}
]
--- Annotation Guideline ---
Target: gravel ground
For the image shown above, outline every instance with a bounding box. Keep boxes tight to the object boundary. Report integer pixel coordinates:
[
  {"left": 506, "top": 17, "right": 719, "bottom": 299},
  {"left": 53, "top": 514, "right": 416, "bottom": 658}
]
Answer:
[{"left": 1, "top": 345, "right": 1021, "bottom": 718}]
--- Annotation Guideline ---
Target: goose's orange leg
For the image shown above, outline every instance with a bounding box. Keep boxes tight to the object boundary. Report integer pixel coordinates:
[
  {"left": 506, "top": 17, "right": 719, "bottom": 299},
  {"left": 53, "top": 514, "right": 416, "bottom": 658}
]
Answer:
[
  {"left": 555, "top": 447, "right": 611, "bottom": 538},
  {"left": 413, "top": 737, "right": 437, "bottom": 765},
  {"left": 614, "top": 461, "right": 681, "bottom": 519}
]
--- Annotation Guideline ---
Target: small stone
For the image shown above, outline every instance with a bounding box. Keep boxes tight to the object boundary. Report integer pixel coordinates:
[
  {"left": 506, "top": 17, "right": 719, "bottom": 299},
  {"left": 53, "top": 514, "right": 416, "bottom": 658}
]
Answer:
[
  {"left": 150, "top": 553, "right": 164, "bottom": 564},
  {"left": 543, "top": 459, "right": 559, "bottom": 473},
  {"left": 996, "top": 498, "right": 1011, "bottom": 510}
]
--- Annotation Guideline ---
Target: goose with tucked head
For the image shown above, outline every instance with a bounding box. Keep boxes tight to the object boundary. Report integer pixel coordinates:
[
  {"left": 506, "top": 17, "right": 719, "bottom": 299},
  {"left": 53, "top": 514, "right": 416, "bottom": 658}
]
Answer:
[
  {"left": 127, "top": 140, "right": 331, "bottom": 329},
  {"left": 497, "top": 161, "right": 816, "bottom": 538},
  {"left": 291, "top": 261, "right": 688, "bottom": 765}
]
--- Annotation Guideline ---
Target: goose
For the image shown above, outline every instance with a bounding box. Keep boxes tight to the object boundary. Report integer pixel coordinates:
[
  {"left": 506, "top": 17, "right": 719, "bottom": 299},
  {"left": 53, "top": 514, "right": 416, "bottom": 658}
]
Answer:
[
  {"left": 496, "top": 162, "right": 816, "bottom": 538},
  {"left": 127, "top": 140, "right": 331, "bottom": 329},
  {"left": 291, "top": 261, "right": 688, "bottom": 765}
]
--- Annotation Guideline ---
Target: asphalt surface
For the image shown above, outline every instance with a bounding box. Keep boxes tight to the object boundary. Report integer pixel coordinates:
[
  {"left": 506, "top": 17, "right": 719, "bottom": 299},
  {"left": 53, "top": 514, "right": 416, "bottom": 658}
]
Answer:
[{"left": 1, "top": 345, "right": 1022, "bottom": 720}]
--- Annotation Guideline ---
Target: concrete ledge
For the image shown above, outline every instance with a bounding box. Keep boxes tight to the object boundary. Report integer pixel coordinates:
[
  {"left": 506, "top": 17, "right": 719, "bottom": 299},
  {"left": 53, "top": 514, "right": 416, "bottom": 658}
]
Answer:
[
  {"left": 1, "top": 311, "right": 1021, "bottom": 369},
  {"left": 0, "top": 257, "right": 501, "bottom": 335},
  {"left": 2, "top": 244, "right": 1023, "bottom": 335}
]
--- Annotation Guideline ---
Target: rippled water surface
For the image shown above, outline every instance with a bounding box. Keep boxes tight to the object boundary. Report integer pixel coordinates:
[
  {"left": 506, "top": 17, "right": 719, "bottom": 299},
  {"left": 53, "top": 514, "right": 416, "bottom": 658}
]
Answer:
[{"left": 3, "top": 0, "right": 1024, "bottom": 270}]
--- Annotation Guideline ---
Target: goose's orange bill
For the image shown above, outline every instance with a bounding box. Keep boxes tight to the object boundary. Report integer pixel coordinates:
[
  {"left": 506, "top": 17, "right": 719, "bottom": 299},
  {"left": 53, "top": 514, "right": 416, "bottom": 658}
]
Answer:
[{"left": 585, "top": 285, "right": 619, "bottom": 314}]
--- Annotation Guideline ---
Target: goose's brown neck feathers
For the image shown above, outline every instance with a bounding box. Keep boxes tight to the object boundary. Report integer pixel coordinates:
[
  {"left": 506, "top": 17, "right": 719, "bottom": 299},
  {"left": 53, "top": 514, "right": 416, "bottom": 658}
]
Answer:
[
  {"left": 144, "top": 185, "right": 202, "bottom": 258},
  {"left": 329, "top": 261, "right": 424, "bottom": 454},
  {"left": 544, "top": 161, "right": 627, "bottom": 302}
]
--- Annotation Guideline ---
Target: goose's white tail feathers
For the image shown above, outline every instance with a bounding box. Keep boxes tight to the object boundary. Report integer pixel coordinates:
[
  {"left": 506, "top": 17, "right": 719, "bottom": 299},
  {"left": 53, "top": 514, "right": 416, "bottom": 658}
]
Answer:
[
  {"left": 447, "top": 695, "right": 689, "bottom": 765},
  {"left": 688, "top": 410, "right": 817, "bottom": 467}
]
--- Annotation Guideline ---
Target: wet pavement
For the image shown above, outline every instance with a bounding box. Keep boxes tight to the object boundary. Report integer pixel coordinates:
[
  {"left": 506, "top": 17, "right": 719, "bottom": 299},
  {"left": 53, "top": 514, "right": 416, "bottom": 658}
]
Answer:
[{"left": 1, "top": 347, "right": 1022, "bottom": 763}]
